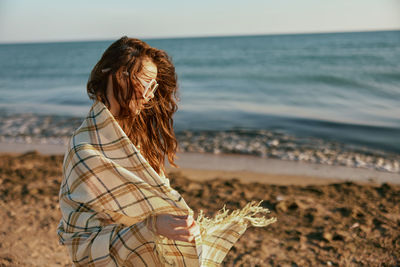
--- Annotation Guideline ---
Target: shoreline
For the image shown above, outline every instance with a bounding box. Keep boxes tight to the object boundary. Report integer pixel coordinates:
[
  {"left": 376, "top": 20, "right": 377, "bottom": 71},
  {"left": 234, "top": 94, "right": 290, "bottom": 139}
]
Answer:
[
  {"left": 1, "top": 142, "right": 399, "bottom": 185},
  {"left": 167, "top": 152, "right": 400, "bottom": 185}
]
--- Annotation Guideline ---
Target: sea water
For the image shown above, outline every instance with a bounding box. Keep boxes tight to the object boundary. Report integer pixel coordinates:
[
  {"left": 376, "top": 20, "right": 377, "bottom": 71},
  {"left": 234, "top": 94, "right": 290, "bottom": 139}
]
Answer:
[{"left": 0, "top": 30, "right": 399, "bottom": 172}]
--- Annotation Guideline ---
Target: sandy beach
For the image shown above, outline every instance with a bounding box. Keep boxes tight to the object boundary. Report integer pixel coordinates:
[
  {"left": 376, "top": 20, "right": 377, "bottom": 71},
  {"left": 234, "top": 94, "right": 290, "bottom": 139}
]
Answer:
[{"left": 0, "top": 148, "right": 399, "bottom": 266}]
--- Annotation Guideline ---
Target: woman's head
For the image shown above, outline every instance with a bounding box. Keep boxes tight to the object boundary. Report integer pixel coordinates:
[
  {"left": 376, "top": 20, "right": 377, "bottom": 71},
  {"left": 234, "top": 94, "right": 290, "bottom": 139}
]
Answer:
[
  {"left": 104, "top": 57, "right": 158, "bottom": 116},
  {"left": 87, "top": 36, "right": 179, "bottom": 174}
]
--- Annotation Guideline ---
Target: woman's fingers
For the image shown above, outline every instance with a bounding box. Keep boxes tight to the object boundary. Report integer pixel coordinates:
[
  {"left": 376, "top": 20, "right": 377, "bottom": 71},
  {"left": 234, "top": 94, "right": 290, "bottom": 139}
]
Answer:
[
  {"left": 172, "top": 228, "right": 191, "bottom": 236},
  {"left": 173, "top": 223, "right": 198, "bottom": 235},
  {"left": 154, "top": 214, "right": 200, "bottom": 243},
  {"left": 171, "top": 216, "right": 194, "bottom": 228}
]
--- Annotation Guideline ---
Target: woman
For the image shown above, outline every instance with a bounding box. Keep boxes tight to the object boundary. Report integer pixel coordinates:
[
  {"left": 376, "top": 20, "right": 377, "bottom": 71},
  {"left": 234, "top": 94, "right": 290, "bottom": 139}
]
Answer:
[{"left": 57, "top": 36, "right": 276, "bottom": 266}]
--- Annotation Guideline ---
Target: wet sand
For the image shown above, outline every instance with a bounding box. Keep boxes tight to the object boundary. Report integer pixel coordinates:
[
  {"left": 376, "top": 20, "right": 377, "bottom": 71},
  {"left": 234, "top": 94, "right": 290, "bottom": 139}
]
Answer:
[{"left": 0, "top": 151, "right": 399, "bottom": 266}]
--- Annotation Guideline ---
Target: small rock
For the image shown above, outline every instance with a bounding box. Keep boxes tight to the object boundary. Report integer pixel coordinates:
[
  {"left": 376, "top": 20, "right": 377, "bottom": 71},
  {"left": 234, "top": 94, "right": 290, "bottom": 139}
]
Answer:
[
  {"left": 275, "top": 201, "right": 287, "bottom": 212},
  {"left": 323, "top": 232, "right": 333, "bottom": 242}
]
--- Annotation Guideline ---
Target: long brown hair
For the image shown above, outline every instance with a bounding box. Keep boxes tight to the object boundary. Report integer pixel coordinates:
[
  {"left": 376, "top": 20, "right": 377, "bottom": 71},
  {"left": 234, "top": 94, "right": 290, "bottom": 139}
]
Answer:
[{"left": 87, "top": 36, "right": 179, "bottom": 174}]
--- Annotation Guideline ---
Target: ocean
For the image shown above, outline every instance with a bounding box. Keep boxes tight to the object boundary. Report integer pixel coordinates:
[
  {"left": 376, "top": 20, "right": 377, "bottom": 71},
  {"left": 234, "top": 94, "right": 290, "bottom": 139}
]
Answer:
[{"left": 0, "top": 30, "right": 399, "bottom": 172}]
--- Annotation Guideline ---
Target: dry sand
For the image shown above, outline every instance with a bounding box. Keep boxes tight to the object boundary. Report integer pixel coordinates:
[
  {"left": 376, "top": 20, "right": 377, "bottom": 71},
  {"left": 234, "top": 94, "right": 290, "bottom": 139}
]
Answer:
[{"left": 0, "top": 151, "right": 399, "bottom": 266}]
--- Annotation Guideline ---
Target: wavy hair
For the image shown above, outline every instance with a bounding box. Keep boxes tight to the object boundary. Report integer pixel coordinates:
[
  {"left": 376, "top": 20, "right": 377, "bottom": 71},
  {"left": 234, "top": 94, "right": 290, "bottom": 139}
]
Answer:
[{"left": 87, "top": 36, "right": 179, "bottom": 174}]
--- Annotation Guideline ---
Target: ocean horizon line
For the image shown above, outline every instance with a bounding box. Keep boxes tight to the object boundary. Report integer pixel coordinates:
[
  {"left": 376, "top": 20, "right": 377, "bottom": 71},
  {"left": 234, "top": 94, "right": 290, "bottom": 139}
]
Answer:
[
  {"left": 0, "top": 28, "right": 399, "bottom": 45},
  {"left": 1, "top": 30, "right": 399, "bottom": 172}
]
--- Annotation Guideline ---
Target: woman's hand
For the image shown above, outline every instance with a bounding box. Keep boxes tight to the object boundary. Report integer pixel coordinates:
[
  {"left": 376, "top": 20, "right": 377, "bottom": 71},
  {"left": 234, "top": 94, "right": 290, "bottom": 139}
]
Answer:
[{"left": 150, "top": 214, "right": 200, "bottom": 243}]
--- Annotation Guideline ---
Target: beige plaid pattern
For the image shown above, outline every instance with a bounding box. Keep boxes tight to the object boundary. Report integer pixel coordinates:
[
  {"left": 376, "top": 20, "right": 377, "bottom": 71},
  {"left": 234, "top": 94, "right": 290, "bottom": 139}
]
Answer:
[{"left": 57, "top": 100, "right": 276, "bottom": 266}]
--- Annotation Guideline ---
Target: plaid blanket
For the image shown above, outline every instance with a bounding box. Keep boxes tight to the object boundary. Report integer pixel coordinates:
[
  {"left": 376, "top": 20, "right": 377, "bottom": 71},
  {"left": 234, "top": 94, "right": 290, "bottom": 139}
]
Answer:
[{"left": 57, "top": 100, "right": 276, "bottom": 266}]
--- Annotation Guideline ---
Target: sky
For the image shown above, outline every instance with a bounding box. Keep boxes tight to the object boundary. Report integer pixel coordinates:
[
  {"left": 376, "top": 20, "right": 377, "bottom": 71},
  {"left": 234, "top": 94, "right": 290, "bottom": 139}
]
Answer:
[{"left": 0, "top": 0, "right": 399, "bottom": 43}]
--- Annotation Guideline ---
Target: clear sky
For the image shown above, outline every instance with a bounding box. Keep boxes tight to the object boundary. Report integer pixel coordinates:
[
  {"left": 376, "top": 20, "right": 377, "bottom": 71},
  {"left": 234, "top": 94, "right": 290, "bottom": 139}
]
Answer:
[{"left": 0, "top": 0, "right": 399, "bottom": 43}]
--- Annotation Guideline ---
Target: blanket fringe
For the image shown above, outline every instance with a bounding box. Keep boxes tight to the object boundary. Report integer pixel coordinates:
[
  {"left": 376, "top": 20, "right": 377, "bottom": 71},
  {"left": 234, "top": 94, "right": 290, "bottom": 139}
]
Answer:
[
  {"left": 196, "top": 200, "right": 277, "bottom": 236},
  {"left": 153, "top": 200, "right": 277, "bottom": 266}
]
